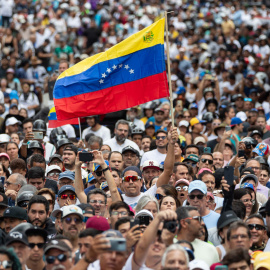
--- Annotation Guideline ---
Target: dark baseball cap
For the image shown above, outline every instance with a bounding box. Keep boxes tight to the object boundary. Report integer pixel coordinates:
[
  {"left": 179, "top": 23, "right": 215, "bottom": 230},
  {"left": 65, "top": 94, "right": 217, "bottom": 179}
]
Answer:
[
  {"left": 63, "top": 145, "right": 78, "bottom": 155},
  {"left": 25, "top": 226, "right": 48, "bottom": 242},
  {"left": 58, "top": 185, "right": 76, "bottom": 196},
  {"left": 122, "top": 146, "right": 139, "bottom": 156},
  {"left": 44, "top": 239, "right": 72, "bottom": 254},
  {"left": 49, "top": 154, "right": 63, "bottom": 163},
  {"left": 6, "top": 231, "right": 29, "bottom": 246},
  {"left": 122, "top": 166, "right": 142, "bottom": 178},
  {"left": 217, "top": 210, "right": 239, "bottom": 230},
  {"left": 3, "top": 206, "right": 28, "bottom": 220}
]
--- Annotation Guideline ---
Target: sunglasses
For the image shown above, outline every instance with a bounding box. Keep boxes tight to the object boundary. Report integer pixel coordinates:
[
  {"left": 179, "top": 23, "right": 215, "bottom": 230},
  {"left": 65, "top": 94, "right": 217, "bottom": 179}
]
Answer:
[
  {"left": 95, "top": 170, "right": 104, "bottom": 177},
  {"left": 63, "top": 217, "right": 82, "bottom": 225},
  {"left": 188, "top": 194, "right": 205, "bottom": 200},
  {"left": 29, "top": 242, "right": 45, "bottom": 249},
  {"left": 185, "top": 162, "right": 197, "bottom": 167},
  {"left": 0, "top": 261, "right": 13, "bottom": 269},
  {"left": 48, "top": 172, "right": 60, "bottom": 177},
  {"left": 156, "top": 136, "right": 167, "bottom": 140},
  {"left": 17, "top": 201, "right": 29, "bottom": 208},
  {"left": 89, "top": 199, "right": 105, "bottom": 205},
  {"left": 155, "top": 193, "right": 164, "bottom": 200},
  {"left": 46, "top": 254, "right": 68, "bottom": 264},
  {"left": 184, "top": 216, "right": 202, "bottom": 223},
  {"left": 60, "top": 194, "right": 76, "bottom": 200},
  {"left": 201, "top": 158, "right": 213, "bottom": 165},
  {"left": 122, "top": 176, "right": 141, "bottom": 182},
  {"left": 248, "top": 224, "right": 265, "bottom": 231},
  {"left": 176, "top": 186, "right": 188, "bottom": 191}
]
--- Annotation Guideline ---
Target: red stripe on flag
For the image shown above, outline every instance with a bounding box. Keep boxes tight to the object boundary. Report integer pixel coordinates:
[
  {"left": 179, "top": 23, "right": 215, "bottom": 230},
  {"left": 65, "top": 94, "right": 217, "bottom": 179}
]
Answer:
[
  {"left": 54, "top": 71, "right": 169, "bottom": 120},
  {"left": 48, "top": 118, "right": 79, "bottom": 128}
]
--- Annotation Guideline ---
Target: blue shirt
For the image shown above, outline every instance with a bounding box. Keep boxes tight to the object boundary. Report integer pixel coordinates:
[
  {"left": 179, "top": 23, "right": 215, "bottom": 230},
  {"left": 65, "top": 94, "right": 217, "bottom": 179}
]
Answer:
[{"left": 203, "top": 210, "right": 220, "bottom": 230}]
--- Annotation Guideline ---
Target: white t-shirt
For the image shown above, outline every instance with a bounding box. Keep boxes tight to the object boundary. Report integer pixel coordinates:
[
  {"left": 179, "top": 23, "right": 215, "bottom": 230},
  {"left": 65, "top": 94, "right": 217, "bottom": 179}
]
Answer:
[
  {"left": 104, "top": 137, "right": 140, "bottom": 152},
  {"left": 123, "top": 252, "right": 152, "bottom": 270},
  {"left": 82, "top": 125, "right": 111, "bottom": 142},
  {"left": 140, "top": 149, "right": 166, "bottom": 166},
  {"left": 122, "top": 184, "right": 157, "bottom": 209}
]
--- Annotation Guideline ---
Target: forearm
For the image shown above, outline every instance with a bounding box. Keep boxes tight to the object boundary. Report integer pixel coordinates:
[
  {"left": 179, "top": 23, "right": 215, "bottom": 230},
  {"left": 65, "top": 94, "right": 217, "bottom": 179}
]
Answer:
[{"left": 75, "top": 165, "right": 87, "bottom": 203}]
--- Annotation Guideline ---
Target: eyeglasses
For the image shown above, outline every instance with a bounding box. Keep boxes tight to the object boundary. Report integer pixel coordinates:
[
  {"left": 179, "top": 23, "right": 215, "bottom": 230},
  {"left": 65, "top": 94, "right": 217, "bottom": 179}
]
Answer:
[
  {"left": 5, "top": 181, "right": 17, "bottom": 186},
  {"left": 248, "top": 224, "right": 265, "bottom": 231},
  {"left": 17, "top": 201, "right": 29, "bottom": 208},
  {"left": 185, "top": 162, "right": 197, "bottom": 167},
  {"left": 248, "top": 166, "right": 260, "bottom": 171},
  {"left": 230, "top": 234, "right": 249, "bottom": 240},
  {"left": 63, "top": 217, "right": 82, "bottom": 224},
  {"left": 48, "top": 172, "right": 60, "bottom": 177},
  {"left": 60, "top": 194, "right": 76, "bottom": 200},
  {"left": 95, "top": 170, "right": 104, "bottom": 177},
  {"left": 183, "top": 216, "right": 202, "bottom": 223},
  {"left": 0, "top": 261, "right": 13, "bottom": 269},
  {"left": 122, "top": 176, "right": 141, "bottom": 182},
  {"left": 241, "top": 199, "right": 255, "bottom": 205},
  {"left": 188, "top": 194, "right": 205, "bottom": 200},
  {"left": 89, "top": 199, "right": 105, "bottom": 205},
  {"left": 29, "top": 242, "right": 45, "bottom": 249},
  {"left": 201, "top": 158, "right": 213, "bottom": 165},
  {"left": 176, "top": 186, "right": 188, "bottom": 192},
  {"left": 111, "top": 211, "right": 128, "bottom": 216},
  {"left": 156, "top": 136, "right": 167, "bottom": 140},
  {"left": 155, "top": 193, "right": 164, "bottom": 200},
  {"left": 46, "top": 254, "right": 69, "bottom": 264}
]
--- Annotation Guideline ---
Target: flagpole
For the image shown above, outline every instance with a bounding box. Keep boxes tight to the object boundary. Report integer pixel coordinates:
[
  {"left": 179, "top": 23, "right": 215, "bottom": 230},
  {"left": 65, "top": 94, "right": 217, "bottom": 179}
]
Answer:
[
  {"left": 164, "top": 11, "right": 175, "bottom": 128},
  {"left": 78, "top": 117, "right": 82, "bottom": 141}
]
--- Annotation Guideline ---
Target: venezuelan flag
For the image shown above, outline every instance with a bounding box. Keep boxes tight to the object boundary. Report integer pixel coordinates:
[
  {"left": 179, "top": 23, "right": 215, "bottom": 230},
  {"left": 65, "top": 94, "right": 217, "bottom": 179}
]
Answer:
[
  {"left": 53, "top": 18, "right": 168, "bottom": 120},
  {"left": 48, "top": 107, "right": 79, "bottom": 128}
]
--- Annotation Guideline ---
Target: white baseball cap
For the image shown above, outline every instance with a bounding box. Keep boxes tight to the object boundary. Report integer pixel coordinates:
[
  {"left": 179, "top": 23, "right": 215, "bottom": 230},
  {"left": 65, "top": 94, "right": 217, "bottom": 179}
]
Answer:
[
  {"left": 46, "top": 165, "right": 62, "bottom": 176},
  {"left": 6, "top": 117, "right": 21, "bottom": 127},
  {"left": 62, "top": 205, "right": 83, "bottom": 220},
  {"left": 142, "top": 160, "right": 160, "bottom": 171},
  {"left": 179, "top": 120, "right": 189, "bottom": 127}
]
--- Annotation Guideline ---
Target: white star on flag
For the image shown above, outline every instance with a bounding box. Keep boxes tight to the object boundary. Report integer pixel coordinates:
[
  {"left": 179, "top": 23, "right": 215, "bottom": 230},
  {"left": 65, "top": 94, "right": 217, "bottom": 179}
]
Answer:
[
  {"left": 112, "top": 65, "right": 117, "bottom": 70},
  {"left": 124, "top": 65, "right": 129, "bottom": 69},
  {"left": 129, "top": 69, "right": 134, "bottom": 74},
  {"left": 102, "top": 73, "right": 106, "bottom": 78},
  {"left": 107, "top": 68, "right": 111, "bottom": 73},
  {"left": 99, "top": 79, "right": 104, "bottom": 84},
  {"left": 119, "top": 64, "right": 123, "bottom": 68}
]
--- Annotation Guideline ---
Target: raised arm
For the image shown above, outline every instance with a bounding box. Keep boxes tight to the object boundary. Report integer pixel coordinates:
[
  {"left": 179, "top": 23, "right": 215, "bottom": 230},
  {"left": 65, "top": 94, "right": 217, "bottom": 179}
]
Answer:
[
  {"left": 74, "top": 153, "right": 87, "bottom": 203},
  {"left": 195, "top": 77, "right": 205, "bottom": 102}
]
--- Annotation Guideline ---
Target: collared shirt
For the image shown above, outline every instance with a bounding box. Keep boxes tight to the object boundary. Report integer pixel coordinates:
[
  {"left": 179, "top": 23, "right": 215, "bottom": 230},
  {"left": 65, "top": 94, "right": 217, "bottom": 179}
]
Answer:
[{"left": 257, "top": 182, "right": 269, "bottom": 199}]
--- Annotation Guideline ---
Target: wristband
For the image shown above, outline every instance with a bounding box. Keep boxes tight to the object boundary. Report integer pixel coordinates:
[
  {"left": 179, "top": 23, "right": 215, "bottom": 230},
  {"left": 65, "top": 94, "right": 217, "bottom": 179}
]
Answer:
[
  {"left": 22, "top": 143, "right": 28, "bottom": 146},
  {"left": 102, "top": 167, "right": 110, "bottom": 173}
]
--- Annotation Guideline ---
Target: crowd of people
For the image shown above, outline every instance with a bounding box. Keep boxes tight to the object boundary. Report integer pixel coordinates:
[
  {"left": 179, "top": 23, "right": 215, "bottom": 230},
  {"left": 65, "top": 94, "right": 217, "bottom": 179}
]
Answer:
[{"left": 1, "top": 0, "right": 270, "bottom": 269}]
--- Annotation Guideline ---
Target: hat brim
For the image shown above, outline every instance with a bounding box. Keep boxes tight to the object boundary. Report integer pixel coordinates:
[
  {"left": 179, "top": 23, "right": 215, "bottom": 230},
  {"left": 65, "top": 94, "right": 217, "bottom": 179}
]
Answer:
[{"left": 142, "top": 166, "right": 160, "bottom": 171}]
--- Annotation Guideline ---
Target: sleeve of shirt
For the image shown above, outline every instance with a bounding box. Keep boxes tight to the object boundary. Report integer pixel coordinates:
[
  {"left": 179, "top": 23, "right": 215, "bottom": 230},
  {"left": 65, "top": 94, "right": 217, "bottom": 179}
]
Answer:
[
  {"left": 103, "top": 127, "right": 111, "bottom": 142},
  {"left": 33, "top": 93, "right": 40, "bottom": 106}
]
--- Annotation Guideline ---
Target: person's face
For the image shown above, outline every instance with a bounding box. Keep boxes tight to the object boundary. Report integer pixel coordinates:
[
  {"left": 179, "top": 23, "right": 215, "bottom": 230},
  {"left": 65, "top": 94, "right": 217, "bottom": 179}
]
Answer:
[
  {"left": 0, "top": 254, "right": 12, "bottom": 270},
  {"left": 78, "top": 236, "right": 93, "bottom": 257},
  {"left": 213, "top": 152, "right": 224, "bottom": 169},
  {"left": 141, "top": 138, "right": 151, "bottom": 152},
  {"left": 45, "top": 249, "right": 72, "bottom": 270},
  {"left": 156, "top": 132, "right": 168, "bottom": 149},
  {"left": 256, "top": 117, "right": 266, "bottom": 129},
  {"left": 122, "top": 151, "right": 138, "bottom": 168},
  {"left": 60, "top": 214, "right": 83, "bottom": 239},
  {"left": 41, "top": 193, "right": 54, "bottom": 214},
  {"left": 49, "top": 158, "right": 63, "bottom": 170},
  {"left": 248, "top": 113, "right": 257, "bottom": 125},
  {"left": 110, "top": 171, "right": 121, "bottom": 187},
  {"left": 59, "top": 62, "right": 69, "bottom": 73},
  {"left": 121, "top": 170, "right": 142, "bottom": 197},
  {"left": 174, "top": 143, "right": 182, "bottom": 156},
  {"left": 86, "top": 117, "right": 95, "bottom": 127},
  {"left": 7, "top": 124, "right": 18, "bottom": 134},
  {"left": 109, "top": 153, "right": 123, "bottom": 171},
  {"left": 132, "top": 134, "right": 143, "bottom": 149},
  {"left": 118, "top": 222, "right": 130, "bottom": 238},
  {"left": 228, "top": 261, "right": 251, "bottom": 270},
  {"left": 163, "top": 250, "right": 189, "bottom": 270},
  {"left": 201, "top": 174, "right": 215, "bottom": 192},
  {"left": 160, "top": 196, "right": 177, "bottom": 212},
  {"left": 4, "top": 217, "right": 23, "bottom": 233},
  {"left": 252, "top": 134, "right": 262, "bottom": 143},
  {"left": 114, "top": 124, "right": 129, "bottom": 143},
  {"left": 47, "top": 169, "right": 60, "bottom": 181},
  {"left": 93, "top": 166, "right": 106, "bottom": 185},
  {"left": 23, "top": 122, "right": 33, "bottom": 134},
  {"left": 28, "top": 203, "right": 48, "bottom": 228},
  {"left": 185, "top": 147, "right": 199, "bottom": 157},
  {"left": 19, "top": 109, "right": 27, "bottom": 118},
  {"left": 28, "top": 235, "right": 45, "bottom": 262},
  {"left": 187, "top": 191, "right": 206, "bottom": 213},
  {"left": 10, "top": 134, "right": 19, "bottom": 145},
  {"left": 183, "top": 210, "right": 202, "bottom": 238},
  {"left": 259, "top": 170, "right": 269, "bottom": 186},
  {"left": 28, "top": 177, "right": 44, "bottom": 190},
  {"left": 58, "top": 191, "right": 76, "bottom": 208},
  {"left": 62, "top": 150, "right": 76, "bottom": 167},
  {"left": 246, "top": 217, "right": 266, "bottom": 246},
  {"left": 5, "top": 175, "right": 19, "bottom": 191},
  {"left": 244, "top": 101, "right": 253, "bottom": 111},
  {"left": 235, "top": 98, "right": 244, "bottom": 109},
  {"left": 198, "top": 154, "right": 213, "bottom": 170},
  {"left": 175, "top": 165, "right": 189, "bottom": 181},
  {"left": 110, "top": 207, "right": 129, "bottom": 229},
  {"left": 154, "top": 112, "right": 164, "bottom": 123},
  {"left": 228, "top": 108, "right": 235, "bottom": 119},
  {"left": 143, "top": 201, "right": 158, "bottom": 218},
  {"left": 8, "top": 242, "right": 30, "bottom": 266},
  {"left": 0, "top": 157, "right": 9, "bottom": 170},
  {"left": 88, "top": 194, "right": 106, "bottom": 216},
  {"left": 142, "top": 168, "right": 160, "bottom": 184},
  {"left": 99, "top": 251, "right": 127, "bottom": 270},
  {"left": 175, "top": 183, "right": 188, "bottom": 204},
  {"left": 240, "top": 193, "right": 253, "bottom": 215},
  {"left": 228, "top": 227, "right": 252, "bottom": 250},
  {"left": 246, "top": 160, "right": 261, "bottom": 177}
]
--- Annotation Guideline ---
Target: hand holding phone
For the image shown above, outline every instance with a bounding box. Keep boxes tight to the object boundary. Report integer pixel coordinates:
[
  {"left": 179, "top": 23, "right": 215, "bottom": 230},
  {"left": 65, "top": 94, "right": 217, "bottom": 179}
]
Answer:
[
  {"left": 79, "top": 152, "right": 94, "bottom": 162},
  {"left": 224, "top": 166, "right": 234, "bottom": 186}
]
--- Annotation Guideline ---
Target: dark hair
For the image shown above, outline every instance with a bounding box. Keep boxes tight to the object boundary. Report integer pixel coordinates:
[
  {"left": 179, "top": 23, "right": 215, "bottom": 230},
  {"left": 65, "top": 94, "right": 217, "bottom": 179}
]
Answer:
[
  {"left": 0, "top": 162, "right": 10, "bottom": 178},
  {"left": 142, "top": 135, "right": 152, "bottom": 141},
  {"left": 177, "top": 240, "right": 194, "bottom": 251},
  {"left": 185, "top": 144, "right": 200, "bottom": 155},
  {"left": 79, "top": 228, "right": 102, "bottom": 238},
  {"left": 7, "top": 142, "right": 19, "bottom": 150},
  {"left": 222, "top": 248, "right": 251, "bottom": 266},
  {"left": 160, "top": 184, "right": 179, "bottom": 199},
  {"left": 22, "top": 118, "right": 33, "bottom": 127},
  {"left": 87, "top": 189, "right": 107, "bottom": 204},
  {"left": 156, "top": 129, "right": 168, "bottom": 136},
  {"left": 220, "top": 106, "right": 234, "bottom": 122},
  {"left": 232, "top": 200, "right": 246, "bottom": 220},
  {"left": 240, "top": 167, "right": 255, "bottom": 176},
  {"left": 150, "top": 139, "right": 157, "bottom": 150},
  {"left": 245, "top": 213, "right": 264, "bottom": 223},
  {"left": 111, "top": 167, "right": 121, "bottom": 177},
  {"left": 115, "top": 217, "right": 132, "bottom": 231},
  {"left": 173, "top": 162, "right": 189, "bottom": 174},
  {"left": 198, "top": 170, "right": 214, "bottom": 180},
  {"left": 200, "top": 152, "right": 213, "bottom": 159},
  {"left": 261, "top": 165, "right": 270, "bottom": 175},
  {"left": 10, "top": 158, "right": 26, "bottom": 173},
  {"left": 108, "top": 151, "right": 122, "bottom": 161},
  {"left": 109, "top": 201, "right": 131, "bottom": 216},
  {"left": 63, "top": 145, "right": 78, "bottom": 155},
  {"left": 28, "top": 195, "right": 49, "bottom": 214},
  {"left": 30, "top": 154, "right": 46, "bottom": 167},
  {"left": 37, "top": 188, "right": 56, "bottom": 206},
  {"left": 233, "top": 188, "right": 257, "bottom": 215},
  {"left": 201, "top": 224, "right": 208, "bottom": 242},
  {"left": 28, "top": 167, "right": 45, "bottom": 181},
  {"left": 69, "top": 137, "right": 78, "bottom": 143},
  {"left": 176, "top": 206, "right": 198, "bottom": 223},
  {"left": 160, "top": 195, "right": 181, "bottom": 208},
  {"left": 0, "top": 247, "right": 22, "bottom": 270},
  {"left": 85, "top": 133, "right": 94, "bottom": 143},
  {"left": 227, "top": 221, "right": 251, "bottom": 241}
]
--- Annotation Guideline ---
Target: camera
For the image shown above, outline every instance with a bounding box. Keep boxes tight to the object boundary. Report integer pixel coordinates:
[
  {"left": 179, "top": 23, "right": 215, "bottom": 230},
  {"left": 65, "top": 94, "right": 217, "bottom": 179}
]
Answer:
[{"left": 163, "top": 220, "right": 178, "bottom": 233}]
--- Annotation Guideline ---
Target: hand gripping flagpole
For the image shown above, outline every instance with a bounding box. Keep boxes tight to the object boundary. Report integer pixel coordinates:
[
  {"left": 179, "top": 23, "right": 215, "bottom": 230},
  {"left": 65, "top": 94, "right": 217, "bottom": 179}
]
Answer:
[{"left": 164, "top": 11, "right": 175, "bottom": 128}]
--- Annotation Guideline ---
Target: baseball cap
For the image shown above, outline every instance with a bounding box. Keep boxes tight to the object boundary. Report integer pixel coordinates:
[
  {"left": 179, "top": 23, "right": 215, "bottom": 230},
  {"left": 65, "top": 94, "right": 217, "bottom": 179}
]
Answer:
[
  {"left": 179, "top": 120, "right": 189, "bottom": 127},
  {"left": 44, "top": 240, "right": 72, "bottom": 254},
  {"left": 175, "top": 179, "right": 190, "bottom": 187},
  {"left": 9, "top": 103, "right": 18, "bottom": 109},
  {"left": 93, "top": 160, "right": 110, "bottom": 172},
  {"left": 230, "top": 117, "right": 242, "bottom": 126},
  {"left": 49, "top": 154, "right": 63, "bottom": 163},
  {"left": 58, "top": 185, "right": 76, "bottom": 196},
  {"left": 235, "top": 111, "right": 247, "bottom": 122},
  {"left": 59, "top": 171, "right": 75, "bottom": 181},
  {"left": 154, "top": 108, "right": 164, "bottom": 114},
  {"left": 240, "top": 182, "right": 255, "bottom": 191},
  {"left": 6, "top": 117, "right": 21, "bottom": 127},
  {"left": 135, "top": 209, "right": 154, "bottom": 219},
  {"left": 240, "top": 174, "right": 258, "bottom": 185},
  {"left": 190, "top": 117, "right": 205, "bottom": 127},
  {"left": 122, "top": 166, "right": 142, "bottom": 178},
  {"left": 194, "top": 136, "right": 206, "bottom": 145},
  {"left": 183, "top": 154, "right": 200, "bottom": 163},
  {"left": 51, "top": 208, "right": 62, "bottom": 218},
  {"left": 122, "top": 146, "right": 139, "bottom": 156},
  {"left": 188, "top": 180, "right": 207, "bottom": 195},
  {"left": 62, "top": 205, "right": 83, "bottom": 220},
  {"left": 5, "top": 231, "right": 29, "bottom": 246},
  {"left": 86, "top": 216, "right": 110, "bottom": 231},
  {"left": 3, "top": 206, "right": 27, "bottom": 220},
  {"left": 254, "top": 252, "right": 270, "bottom": 270},
  {"left": 0, "top": 153, "right": 10, "bottom": 161},
  {"left": 63, "top": 144, "right": 78, "bottom": 155},
  {"left": 142, "top": 160, "right": 160, "bottom": 171},
  {"left": 188, "top": 103, "right": 198, "bottom": 110},
  {"left": 86, "top": 173, "right": 96, "bottom": 183},
  {"left": 252, "top": 142, "right": 270, "bottom": 156},
  {"left": 46, "top": 165, "right": 62, "bottom": 176},
  {"left": 250, "top": 130, "right": 263, "bottom": 138},
  {"left": 145, "top": 121, "right": 155, "bottom": 129},
  {"left": 189, "top": 259, "right": 209, "bottom": 270},
  {"left": 102, "top": 229, "right": 123, "bottom": 238},
  {"left": 217, "top": 210, "right": 239, "bottom": 230},
  {"left": 6, "top": 68, "right": 15, "bottom": 74},
  {"left": 100, "top": 181, "right": 108, "bottom": 190}
]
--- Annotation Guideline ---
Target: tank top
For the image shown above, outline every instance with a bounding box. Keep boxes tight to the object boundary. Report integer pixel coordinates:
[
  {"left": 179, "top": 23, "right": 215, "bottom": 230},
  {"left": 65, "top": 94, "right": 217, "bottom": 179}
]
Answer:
[{"left": 216, "top": 244, "right": 226, "bottom": 260}]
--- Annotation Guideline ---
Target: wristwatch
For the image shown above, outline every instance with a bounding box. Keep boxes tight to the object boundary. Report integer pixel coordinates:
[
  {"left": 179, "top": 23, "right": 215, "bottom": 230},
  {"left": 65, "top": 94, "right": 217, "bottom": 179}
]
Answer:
[{"left": 102, "top": 167, "right": 110, "bottom": 173}]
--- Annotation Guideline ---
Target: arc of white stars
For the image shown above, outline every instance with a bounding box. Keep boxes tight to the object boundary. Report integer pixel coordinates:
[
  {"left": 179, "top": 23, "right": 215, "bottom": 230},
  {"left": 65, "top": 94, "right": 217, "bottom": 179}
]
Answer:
[
  {"left": 124, "top": 64, "right": 129, "bottom": 69},
  {"left": 129, "top": 69, "right": 134, "bottom": 74}
]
